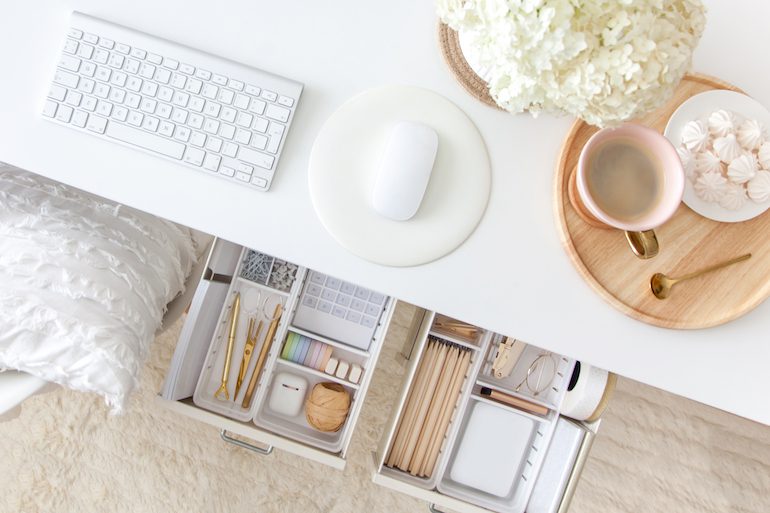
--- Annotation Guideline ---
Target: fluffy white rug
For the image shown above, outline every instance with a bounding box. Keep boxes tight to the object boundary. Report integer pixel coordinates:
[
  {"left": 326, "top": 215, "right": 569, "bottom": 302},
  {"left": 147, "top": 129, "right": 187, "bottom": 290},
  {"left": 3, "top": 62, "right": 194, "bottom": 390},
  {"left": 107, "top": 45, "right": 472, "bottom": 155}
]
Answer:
[{"left": 1, "top": 303, "right": 768, "bottom": 513}]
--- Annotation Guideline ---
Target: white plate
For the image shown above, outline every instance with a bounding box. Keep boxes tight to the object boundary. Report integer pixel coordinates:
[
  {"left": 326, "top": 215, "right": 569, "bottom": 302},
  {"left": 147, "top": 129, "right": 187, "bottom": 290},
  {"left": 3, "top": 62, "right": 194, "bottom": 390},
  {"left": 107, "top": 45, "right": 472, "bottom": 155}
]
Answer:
[{"left": 664, "top": 90, "right": 770, "bottom": 223}]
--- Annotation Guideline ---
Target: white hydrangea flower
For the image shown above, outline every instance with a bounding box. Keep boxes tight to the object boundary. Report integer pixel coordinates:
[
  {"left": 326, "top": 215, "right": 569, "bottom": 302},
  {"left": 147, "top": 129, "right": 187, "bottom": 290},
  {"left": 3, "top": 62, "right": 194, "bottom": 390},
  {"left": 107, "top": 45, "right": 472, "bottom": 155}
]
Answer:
[{"left": 437, "top": 0, "right": 706, "bottom": 127}]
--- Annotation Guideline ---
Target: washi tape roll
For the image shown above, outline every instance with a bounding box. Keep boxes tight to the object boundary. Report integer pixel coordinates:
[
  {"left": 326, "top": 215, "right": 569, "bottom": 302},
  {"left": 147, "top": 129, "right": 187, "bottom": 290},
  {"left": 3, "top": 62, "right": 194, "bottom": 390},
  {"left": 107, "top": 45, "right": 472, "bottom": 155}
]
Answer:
[
  {"left": 296, "top": 336, "right": 311, "bottom": 363},
  {"left": 309, "top": 341, "right": 325, "bottom": 369},
  {"left": 561, "top": 362, "right": 616, "bottom": 422},
  {"left": 281, "top": 332, "right": 297, "bottom": 360}
]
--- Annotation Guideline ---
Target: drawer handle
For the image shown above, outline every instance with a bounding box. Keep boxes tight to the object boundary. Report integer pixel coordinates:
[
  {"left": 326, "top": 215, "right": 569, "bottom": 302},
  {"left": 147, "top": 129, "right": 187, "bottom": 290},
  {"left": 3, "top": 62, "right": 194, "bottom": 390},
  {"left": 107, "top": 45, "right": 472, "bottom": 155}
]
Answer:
[
  {"left": 219, "top": 429, "right": 273, "bottom": 455},
  {"left": 428, "top": 504, "right": 443, "bottom": 513}
]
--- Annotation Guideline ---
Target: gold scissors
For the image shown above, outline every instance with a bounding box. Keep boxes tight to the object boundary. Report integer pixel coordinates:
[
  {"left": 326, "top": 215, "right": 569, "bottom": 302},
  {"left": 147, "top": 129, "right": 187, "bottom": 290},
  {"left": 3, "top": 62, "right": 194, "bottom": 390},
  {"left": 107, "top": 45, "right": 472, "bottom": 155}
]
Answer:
[{"left": 235, "top": 317, "right": 262, "bottom": 397}]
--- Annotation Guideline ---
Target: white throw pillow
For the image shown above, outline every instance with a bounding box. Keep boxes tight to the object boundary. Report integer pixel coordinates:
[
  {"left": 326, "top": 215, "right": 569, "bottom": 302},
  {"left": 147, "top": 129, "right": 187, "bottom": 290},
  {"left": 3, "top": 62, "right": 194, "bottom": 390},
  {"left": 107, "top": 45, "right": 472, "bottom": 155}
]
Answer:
[{"left": 0, "top": 165, "right": 198, "bottom": 413}]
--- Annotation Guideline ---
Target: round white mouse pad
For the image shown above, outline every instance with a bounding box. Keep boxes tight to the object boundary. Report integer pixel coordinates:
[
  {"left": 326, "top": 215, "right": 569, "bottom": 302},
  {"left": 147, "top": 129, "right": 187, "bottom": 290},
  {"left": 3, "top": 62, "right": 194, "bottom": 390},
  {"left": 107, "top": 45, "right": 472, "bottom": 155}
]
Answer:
[{"left": 308, "top": 85, "right": 491, "bottom": 267}]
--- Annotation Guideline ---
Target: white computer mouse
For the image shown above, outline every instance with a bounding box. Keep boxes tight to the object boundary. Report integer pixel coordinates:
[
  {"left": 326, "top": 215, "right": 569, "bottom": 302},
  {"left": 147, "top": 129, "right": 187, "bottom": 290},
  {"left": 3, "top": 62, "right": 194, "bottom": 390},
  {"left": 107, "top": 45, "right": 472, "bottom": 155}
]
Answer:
[{"left": 371, "top": 121, "right": 438, "bottom": 221}]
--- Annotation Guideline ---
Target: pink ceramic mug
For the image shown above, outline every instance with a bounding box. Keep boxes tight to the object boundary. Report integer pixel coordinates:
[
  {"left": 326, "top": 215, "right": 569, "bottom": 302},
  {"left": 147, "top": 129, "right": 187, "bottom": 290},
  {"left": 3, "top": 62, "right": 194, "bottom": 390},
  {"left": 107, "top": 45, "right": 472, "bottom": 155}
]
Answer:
[{"left": 576, "top": 123, "right": 685, "bottom": 258}]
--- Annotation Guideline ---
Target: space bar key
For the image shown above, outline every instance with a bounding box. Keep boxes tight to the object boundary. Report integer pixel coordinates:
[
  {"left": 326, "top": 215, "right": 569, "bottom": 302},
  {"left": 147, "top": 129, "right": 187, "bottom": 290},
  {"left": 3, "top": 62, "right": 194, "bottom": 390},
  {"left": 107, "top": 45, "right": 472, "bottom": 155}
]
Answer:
[{"left": 105, "top": 122, "right": 185, "bottom": 159}]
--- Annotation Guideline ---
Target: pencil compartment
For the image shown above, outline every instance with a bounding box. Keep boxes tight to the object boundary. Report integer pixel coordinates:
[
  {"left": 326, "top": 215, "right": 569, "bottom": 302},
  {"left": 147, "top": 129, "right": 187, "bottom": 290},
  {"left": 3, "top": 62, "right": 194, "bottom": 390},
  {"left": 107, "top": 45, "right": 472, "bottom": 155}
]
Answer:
[
  {"left": 193, "top": 258, "right": 297, "bottom": 422},
  {"left": 382, "top": 331, "right": 492, "bottom": 489}
]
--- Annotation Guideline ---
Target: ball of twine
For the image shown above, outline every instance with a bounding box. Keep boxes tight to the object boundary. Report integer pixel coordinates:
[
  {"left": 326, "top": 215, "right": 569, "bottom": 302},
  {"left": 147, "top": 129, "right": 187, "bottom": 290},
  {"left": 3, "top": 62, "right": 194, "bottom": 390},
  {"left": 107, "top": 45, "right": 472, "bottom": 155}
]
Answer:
[{"left": 305, "top": 382, "right": 351, "bottom": 432}]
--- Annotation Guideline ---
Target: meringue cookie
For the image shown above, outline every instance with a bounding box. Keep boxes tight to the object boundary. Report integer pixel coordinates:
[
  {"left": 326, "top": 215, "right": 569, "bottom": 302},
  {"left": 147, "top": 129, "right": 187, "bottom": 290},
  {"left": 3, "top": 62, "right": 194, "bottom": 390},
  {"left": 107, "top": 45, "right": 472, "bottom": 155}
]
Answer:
[
  {"left": 677, "top": 146, "right": 697, "bottom": 181},
  {"left": 719, "top": 182, "right": 748, "bottom": 210},
  {"left": 707, "top": 109, "right": 737, "bottom": 138},
  {"left": 694, "top": 172, "right": 727, "bottom": 203},
  {"left": 747, "top": 170, "right": 770, "bottom": 203},
  {"left": 681, "top": 120, "right": 709, "bottom": 152},
  {"left": 736, "top": 118, "right": 766, "bottom": 151},
  {"left": 758, "top": 141, "right": 770, "bottom": 170},
  {"left": 713, "top": 133, "right": 743, "bottom": 163},
  {"left": 694, "top": 150, "right": 723, "bottom": 176},
  {"left": 727, "top": 153, "right": 758, "bottom": 184}
]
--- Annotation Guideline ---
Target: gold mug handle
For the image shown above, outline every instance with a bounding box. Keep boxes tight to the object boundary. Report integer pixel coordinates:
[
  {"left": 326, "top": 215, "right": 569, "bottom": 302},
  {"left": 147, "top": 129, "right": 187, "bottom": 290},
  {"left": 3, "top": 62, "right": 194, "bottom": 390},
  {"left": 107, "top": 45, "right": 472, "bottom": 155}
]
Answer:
[{"left": 625, "top": 230, "right": 659, "bottom": 259}]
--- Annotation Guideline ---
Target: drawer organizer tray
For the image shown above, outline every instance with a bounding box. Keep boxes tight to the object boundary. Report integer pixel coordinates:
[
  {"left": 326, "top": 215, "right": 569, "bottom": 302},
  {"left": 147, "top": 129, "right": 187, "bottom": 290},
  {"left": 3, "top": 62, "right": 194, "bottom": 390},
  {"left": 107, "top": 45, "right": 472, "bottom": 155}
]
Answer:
[
  {"left": 160, "top": 238, "right": 395, "bottom": 469},
  {"left": 373, "top": 311, "right": 596, "bottom": 513}
]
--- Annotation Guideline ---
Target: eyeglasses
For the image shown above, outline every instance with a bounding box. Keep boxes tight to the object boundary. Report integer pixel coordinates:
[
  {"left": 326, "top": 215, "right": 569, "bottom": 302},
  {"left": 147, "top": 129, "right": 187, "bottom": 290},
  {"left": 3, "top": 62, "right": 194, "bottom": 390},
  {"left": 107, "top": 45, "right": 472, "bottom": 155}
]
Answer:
[{"left": 514, "top": 352, "right": 557, "bottom": 397}]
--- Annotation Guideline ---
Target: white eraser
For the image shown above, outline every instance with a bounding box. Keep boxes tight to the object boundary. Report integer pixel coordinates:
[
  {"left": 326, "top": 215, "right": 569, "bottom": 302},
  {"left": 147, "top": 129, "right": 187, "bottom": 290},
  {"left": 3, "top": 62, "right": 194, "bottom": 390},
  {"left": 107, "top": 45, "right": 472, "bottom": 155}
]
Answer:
[
  {"left": 348, "top": 364, "right": 363, "bottom": 384},
  {"left": 324, "top": 357, "right": 339, "bottom": 375},
  {"left": 335, "top": 360, "right": 350, "bottom": 380}
]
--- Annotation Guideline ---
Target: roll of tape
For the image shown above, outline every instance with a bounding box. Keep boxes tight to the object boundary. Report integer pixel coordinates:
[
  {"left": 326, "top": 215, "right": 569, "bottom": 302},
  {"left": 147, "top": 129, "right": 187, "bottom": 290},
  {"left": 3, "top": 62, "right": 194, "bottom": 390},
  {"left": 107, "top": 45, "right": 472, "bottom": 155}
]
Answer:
[{"left": 561, "top": 362, "right": 612, "bottom": 421}]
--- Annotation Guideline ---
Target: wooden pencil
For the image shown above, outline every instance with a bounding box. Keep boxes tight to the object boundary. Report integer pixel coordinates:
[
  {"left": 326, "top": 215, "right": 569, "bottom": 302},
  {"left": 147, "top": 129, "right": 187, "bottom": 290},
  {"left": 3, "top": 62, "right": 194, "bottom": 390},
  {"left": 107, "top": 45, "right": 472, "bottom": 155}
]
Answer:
[
  {"left": 398, "top": 341, "right": 448, "bottom": 470},
  {"left": 409, "top": 346, "right": 459, "bottom": 475},
  {"left": 422, "top": 348, "right": 471, "bottom": 477},
  {"left": 386, "top": 340, "right": 436, "bottom": 467}
]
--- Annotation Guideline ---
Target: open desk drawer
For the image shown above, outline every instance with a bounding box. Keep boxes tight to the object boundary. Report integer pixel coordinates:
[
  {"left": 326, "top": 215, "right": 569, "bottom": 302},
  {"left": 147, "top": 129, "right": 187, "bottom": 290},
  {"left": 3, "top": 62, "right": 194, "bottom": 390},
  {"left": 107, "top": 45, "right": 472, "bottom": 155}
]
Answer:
[
  {"left": 158, "top": 238, "right": 395, "bottom": 470},
  {"left": 373, "top": 311, "right": 602, "bottom": 513}
]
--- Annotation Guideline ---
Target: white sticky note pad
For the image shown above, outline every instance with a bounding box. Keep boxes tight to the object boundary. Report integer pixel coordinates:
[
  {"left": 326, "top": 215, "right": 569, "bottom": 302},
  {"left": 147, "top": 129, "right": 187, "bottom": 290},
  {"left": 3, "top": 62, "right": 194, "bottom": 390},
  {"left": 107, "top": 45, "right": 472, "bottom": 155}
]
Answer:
[{"left": 449, "top": 401, "right": 536, "bottom": 497}]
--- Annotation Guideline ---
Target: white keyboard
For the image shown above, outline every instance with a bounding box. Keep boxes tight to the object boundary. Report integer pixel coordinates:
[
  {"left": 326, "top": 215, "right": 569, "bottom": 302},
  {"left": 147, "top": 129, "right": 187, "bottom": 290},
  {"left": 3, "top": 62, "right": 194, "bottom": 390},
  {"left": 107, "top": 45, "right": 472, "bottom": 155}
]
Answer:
[{"left": 42, "top": 12, "right": 303, "bottom": 191}]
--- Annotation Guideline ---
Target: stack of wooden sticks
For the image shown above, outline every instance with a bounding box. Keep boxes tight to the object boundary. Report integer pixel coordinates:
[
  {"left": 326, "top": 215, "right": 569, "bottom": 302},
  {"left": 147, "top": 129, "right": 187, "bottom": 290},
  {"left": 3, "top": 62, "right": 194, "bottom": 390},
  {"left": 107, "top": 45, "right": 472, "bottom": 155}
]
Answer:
[{"left": 386, "top": 337, "right": 472, "bottom": 478}]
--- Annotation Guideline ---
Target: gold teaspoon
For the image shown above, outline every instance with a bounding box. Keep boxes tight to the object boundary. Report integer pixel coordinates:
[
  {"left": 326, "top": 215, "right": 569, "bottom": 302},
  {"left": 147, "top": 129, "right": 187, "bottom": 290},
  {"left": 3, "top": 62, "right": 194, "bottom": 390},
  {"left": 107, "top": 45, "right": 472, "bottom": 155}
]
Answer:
[{"left": 650, "top": 253, "right": 752, "bottom": 299}]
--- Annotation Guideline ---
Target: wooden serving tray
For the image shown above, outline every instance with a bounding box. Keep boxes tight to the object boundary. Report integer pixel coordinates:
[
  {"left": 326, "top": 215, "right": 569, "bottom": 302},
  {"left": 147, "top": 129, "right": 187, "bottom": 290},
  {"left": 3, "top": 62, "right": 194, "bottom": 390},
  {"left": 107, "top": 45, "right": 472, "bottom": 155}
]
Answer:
[{"left": 554, "top": 74, "right": 770, "bottom": 329}]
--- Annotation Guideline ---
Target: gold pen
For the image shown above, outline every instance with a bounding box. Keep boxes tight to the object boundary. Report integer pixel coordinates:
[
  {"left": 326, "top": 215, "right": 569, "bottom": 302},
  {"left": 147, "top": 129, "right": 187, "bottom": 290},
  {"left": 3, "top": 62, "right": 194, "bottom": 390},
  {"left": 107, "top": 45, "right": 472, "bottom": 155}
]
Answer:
[
  {"left": 235, "top": 317, "right": 262, "bottom": 397},
  {"left": 215, "top": 293, "right": 240, "bottom": 401},
  {"left": 242, "top": 302, "right": 283, "bottom": 409}
]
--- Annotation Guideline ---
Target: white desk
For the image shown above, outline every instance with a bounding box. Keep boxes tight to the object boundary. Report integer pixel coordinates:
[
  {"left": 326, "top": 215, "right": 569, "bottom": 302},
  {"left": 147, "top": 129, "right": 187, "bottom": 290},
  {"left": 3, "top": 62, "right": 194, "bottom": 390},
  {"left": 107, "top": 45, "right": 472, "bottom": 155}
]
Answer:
[{"left": 1, "top": 1, "right": 769, "bottom": 425}]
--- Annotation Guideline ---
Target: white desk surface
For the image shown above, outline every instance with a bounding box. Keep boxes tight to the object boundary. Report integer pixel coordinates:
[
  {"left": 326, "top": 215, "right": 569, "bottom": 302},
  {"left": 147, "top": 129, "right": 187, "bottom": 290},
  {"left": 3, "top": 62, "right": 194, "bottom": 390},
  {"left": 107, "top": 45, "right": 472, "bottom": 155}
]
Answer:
[{"left": 1, "top": 1, "right": 768, "bottom": 425}]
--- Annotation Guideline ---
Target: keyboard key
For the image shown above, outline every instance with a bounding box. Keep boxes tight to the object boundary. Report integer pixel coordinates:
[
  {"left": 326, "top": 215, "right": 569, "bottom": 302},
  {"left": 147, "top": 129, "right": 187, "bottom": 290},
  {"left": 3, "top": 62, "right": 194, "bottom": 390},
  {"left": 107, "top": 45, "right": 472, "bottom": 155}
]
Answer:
[
  {"left": 111, "top": 106, "right": 128, "bottom": 121},
  {"left": 185, "top": 78, "right": 202, "bottom": 95},
  {"left": 110, "top": 71, "right": 127, "bottom": 87},
  {"left": 179, "top": 63, "right": 195, "bottom": 75},
  {"left": 58, "top": 54, "right": 81, "bottom": 72},
  {"left": 248, "top": 98, "right": 266, "bottom": 115},
  {"left": 106, "top": 121, "right": 185, "bottom": 158},
  {"left": 72, "top": 109, "right": 88, "bottom": 127},
  {"left": 157, "top": 86, "right": 173, "bottom": 102},
  {"left": 158, "top": 120, "right": 174, "bottom": 137},
  {"left": 190, "top": 131, "right": 206, "bottom": 147},
  {"left": 265, "top": 104, "right": 290, "bottom": 123},
  {"left": 171, "top": 108, "right": 188, "bottom": 124},
  {"left": 340, "top": 281, "right": 356, "bottom": 294},
  {"left": 302, "top": 295, "right": 318, "bottom": 308},
  {"left": 139, "top": 63, "right": 156, "bottom": 79},
  {"left": 162, "top": 57, "right": 179, "bottom": 70},
  {"left": 171, "top": 91, "right": 189, "bottom": 107},
  {"left": 345, "top": 311, "right": 362, "bottom": 323},
  {"left": 236, "top": 163, "right": 253, "bottom": 174},
  {"left": 261, "top": 90, "right": 277, "bottom": 101},
  {"left": 228, "top": 79, "right": 244, "bottom": 91},
  {"left": 96, "top": 100, "right": 113, "bottom": 116},
  {"left": 205, "top": 137, "right": 222, "bottom": 152},
  {"left": 68, "top": 28, "right": 83, "bottom": 39},
  {"left": 83, "top": 32, "right": 98, "bottom": 44},
  {"left": 332, "top": 306, "right": 346, "bottom": 319},
  {"left": 218, "top": 88, "right": 234, "bottom": 105},
  {"left": 325, "top": 277, "right": 342, "bottom": 290},
  {"left": 219, "top": 123, "right": 236, "bottom": 140},
  {"left": 171, "top": 73, "right": 186, "bottom": 89},
  {"left": 173, "top": 126, "right": 191, "bottom": 142},
  {"left": 107, "top": 53, "right": 124, "bottom": 68},
  {"left": 278, "top": 95, "right": 295, "bottom": 107},
  {"left": 85, "top": 113, "right": 107, "bottom": 133},
  {"left": 155, "top": 68, "right": 171, "bottom": 84},
  {"left": 80, "top": 62, "right": 96, "bottom": 77},
  {"left": 124, "top": 58, "right": 140, "bottom": 74},
  {"left": 95, "top": 66, "right": 111, "bottom": 82},
  {"left": 354, "top": 287, "right": 371, "bottom": 301},
  {"left": 124, "top": 93, "right": 141, "bottom": 109},
  {"left": 203, "top": 118, "right": 219, "bottom": 134},
  {"left": 233, "top": 94, "right": 249, "bottom": 110},
  {"left": 130, "top": 47, "right": 146, "bottom": 59},
  {"left": 310, "top": 272, "right": 326, "bottom": 285},
  {"left": 142, "top": 115, "right": 159, "bottom": 132},
  {"left": 234, "top": 129, "right": 251, "bottom": 145},
  {"left": 251, "top": 133, "right": 267, "bottom": 150},
  {"left": 235, "top": 171, "right": 251, "bottom": 182},
  {"left": 204, "top": 101, "right": 220, "bottom": 117},
  {"left": 188, "top": 98, "right": 205, "bottom": 113},
  {"left": 307, "top": 283, "right": 322, "bottom": 296},
  {"left": 48, "top": 84, "right": 67, "bottom": 101},
  {"left": 156, "top": 102, "right": 173, "bottom": 119},
  {"left": 93, "top": 48, "right": 109, "bottom": 64},
  {"left": 42, "top": 100, "right": 58, "bottom": 118},
  {"left": 127, "top": 110, "right": 144, "bottom": 126},
  {"left": 94, "top": 83, "right": 110, "bottom": 99},
  {"left": 98, "top": 38, "right": 115, "bottom": 49},
  {"left": 220, "top": 107, "right": 237, "bottom": 123},
  {"left": 220, "top": 166, "right": 235, "bottom": 177},
  {"left": 365, "top": 303, "right": 380, "bottom": 316},
  {"left": 188, "top": 113, "right": 204, "bottom": 128},
  {"left": 238, "top": 147, "right": 274, "bottom": 169},
  {"left": 251, "top": 176, "right": 268, "bottom": 188},
  {"left": 245, "top": 84, "right": 260, "bottom": 96},
  {"left": 140, "top": 81, "right": 158, "bottom": 97},
  {"left": 317, "top": 301, "right": 332, "bottom": 314},
  {"left": 76, "top": 43, "right": 93, "bottom": 59},
  {"left": 369, "top": 292, "right": 386, "bottom": 306},
  {"left": 203, "top": 153, "right": 221, "bottom": 172},
  {"left": 182, "top": 147, "right": 204, "bottom": 166},
  {"left": 253, "top": 117, "right": 268, "bottom": 133},
  {"left": 361, "top": 316, "right": 376, "bottom": 329},
  {"left": 140, "top": 98, "right": 157, "bottom": 113},
  {"left": 115, "top": 43, "right": 130, "bottom": 54},
  {"left": 195, "top": 68, "right": 211, "bottom": 80},
  {"left": 147, "top": 53, "right": 162, "bottom": 65},
  {"left": 54, "top": 69, "right": 79, "bottom": 88},
  {"left": 222, "top": 142, "right": 238, "bottom": 157},
  {"left": 212, "top": 74, "right": 227, "bottom": 86},
  {"left": 81, "top": 96, "right": 97, "bottom": 112},
  {"left": 235, "top": 112, "right": 253, "bottom": 128},
  {"left": 335, "top": 294, "right": 351, "bottom": 307}
]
